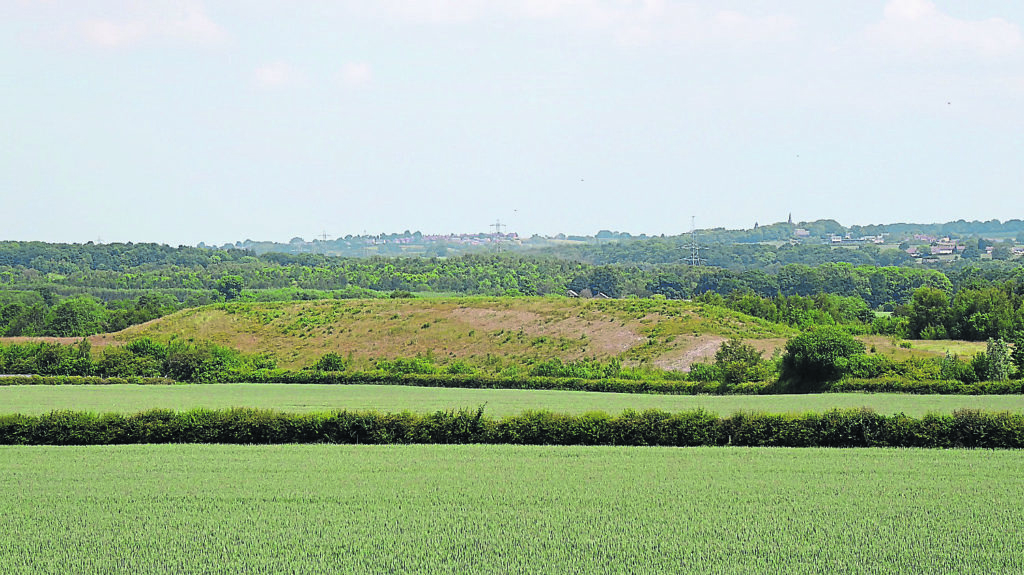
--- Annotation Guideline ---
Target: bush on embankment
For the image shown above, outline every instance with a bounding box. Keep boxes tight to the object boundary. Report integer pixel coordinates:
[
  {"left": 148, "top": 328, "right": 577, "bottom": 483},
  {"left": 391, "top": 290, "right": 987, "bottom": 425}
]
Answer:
[{"left": 2, "top": 407, "right": 1023, "bottom": 448}]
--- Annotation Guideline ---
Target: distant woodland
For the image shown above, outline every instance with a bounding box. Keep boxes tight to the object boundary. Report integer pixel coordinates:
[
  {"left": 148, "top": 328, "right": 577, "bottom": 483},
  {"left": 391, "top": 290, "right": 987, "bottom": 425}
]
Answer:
[{"left": 1, "top": 217, "right": 1023, "bottom": 340}]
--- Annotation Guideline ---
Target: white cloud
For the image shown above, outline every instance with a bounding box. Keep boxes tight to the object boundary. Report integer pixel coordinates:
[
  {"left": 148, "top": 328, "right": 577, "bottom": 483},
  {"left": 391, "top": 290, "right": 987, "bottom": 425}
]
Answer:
[
  {"left": 253, "top": 60, "right": 297, "bottom": 89},
  {"left": 340, "top": 62, "right": 373, "bottom": 87},
  {"left": 867, "top": 0, "right": 1022, "bottom": 58},
  {"left": 370, "top": 1, "right": 796, "bottom": 47},
  {"left": 79, "top": 2, "right": 224, "bottom": 48}
]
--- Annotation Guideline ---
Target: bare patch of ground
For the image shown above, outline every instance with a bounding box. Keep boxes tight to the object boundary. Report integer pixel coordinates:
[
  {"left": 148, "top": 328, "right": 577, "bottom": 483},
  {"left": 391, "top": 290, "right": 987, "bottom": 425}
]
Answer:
[
  {"left": 450, "top": 307, "right": 644, "bottom": 355},
  {"left": 748, "top": 338, "right": 788, "bottom": 358},
  {"left": 650, "top": 335, "right": 727, "bottom": 372},
  {"left": 0, "top": 335, "right": 118, "bottom": 351}
]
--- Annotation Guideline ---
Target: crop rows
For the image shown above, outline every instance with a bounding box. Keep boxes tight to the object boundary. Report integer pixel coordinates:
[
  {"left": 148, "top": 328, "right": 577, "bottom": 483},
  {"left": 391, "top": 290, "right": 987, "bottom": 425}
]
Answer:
[
  {"left": 4, "top": 384, "right": 1024, "bottom": 417},
  {"left": 1, "top": 445, "right": 1022, "bottom": 574}
]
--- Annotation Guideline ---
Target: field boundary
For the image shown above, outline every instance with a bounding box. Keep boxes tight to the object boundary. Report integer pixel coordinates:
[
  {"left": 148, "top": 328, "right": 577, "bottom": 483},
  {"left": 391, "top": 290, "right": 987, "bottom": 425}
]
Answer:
[
  {"left": 3, "top": 372, "right": 1024, "bottom": 395},
  {"left": 2, "top": 407, "right": 1023, "bottom": 448}
]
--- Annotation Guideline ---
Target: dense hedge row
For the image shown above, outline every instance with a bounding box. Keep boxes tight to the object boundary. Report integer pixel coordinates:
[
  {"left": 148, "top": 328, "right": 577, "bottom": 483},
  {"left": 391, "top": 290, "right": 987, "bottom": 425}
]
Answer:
[
  {"left": 5, "top": 370, "right": 1024, "bottom": 396},
  {"left": 224, "top": 370, "right": 776, "bottom": 394},
  {"left": 2, "top": 407, "right": 1023, "bottom": 448},
  {"left": 826, "top": 378, "right": 1024, "bottom": 395},
  {"left": 0, "top": 371, "right": 770, "bottom": 393},
  {"left": 5, "top": 371, "right": 1024, "bottom": 395},
  {"left": 0, "top": 375, "right": 174, "bottom": 386}
]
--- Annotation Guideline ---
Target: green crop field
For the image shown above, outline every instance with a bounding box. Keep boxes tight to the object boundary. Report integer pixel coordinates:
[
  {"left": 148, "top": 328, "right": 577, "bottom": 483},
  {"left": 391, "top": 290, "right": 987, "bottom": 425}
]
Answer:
[
  {"left": 2, "top": 384, "right": 1024, "bottom": 417},
  {"left": 1, "top": 445, "right": 1022, "bottom": 574}
]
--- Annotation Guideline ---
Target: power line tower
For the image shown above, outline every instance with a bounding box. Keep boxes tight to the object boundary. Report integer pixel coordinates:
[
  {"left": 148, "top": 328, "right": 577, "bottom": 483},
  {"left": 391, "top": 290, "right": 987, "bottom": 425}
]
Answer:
[
  {"left": 313, "top": 230, "right": 334, "bottom": 254},
  {"left": 685, "top": 216, "right": 705, "bottom": 266},
  {"left": 489, "top": 219, "right": 505, "bottom": 253}
]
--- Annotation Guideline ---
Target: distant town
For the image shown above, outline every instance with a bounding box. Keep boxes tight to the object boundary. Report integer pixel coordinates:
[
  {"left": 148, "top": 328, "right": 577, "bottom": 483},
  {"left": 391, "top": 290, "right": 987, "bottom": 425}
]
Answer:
[{"left": 199, "top": 218, "right": 1024, "bottom": 263}]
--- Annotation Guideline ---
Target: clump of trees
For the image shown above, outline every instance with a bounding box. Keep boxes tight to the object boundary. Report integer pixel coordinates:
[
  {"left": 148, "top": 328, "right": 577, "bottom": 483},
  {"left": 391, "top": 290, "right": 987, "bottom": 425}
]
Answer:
[
  {"left": 0, "top": 292, "right": 186, "bottom": 338},
  {"left": 0, "top": 338, "right": 276, "bottom": 381},
  {"left": 899, "top": 285, "right": 1024, "bottom": 342}
]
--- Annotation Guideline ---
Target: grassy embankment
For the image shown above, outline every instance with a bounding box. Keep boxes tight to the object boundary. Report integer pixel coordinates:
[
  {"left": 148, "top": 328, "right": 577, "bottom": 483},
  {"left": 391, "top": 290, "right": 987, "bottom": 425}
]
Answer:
[
  {"left": 100, "top": 297, "right": 796, "bottom": 371},
  {"left": 65, "top": 297, "right": 982, "bottom": 370},
  {"left": 2, "top": 445, "right": 1021, "bottom": 574},
  {"left": 3, "top": 384, "right": 1024, "bottom": 417}
]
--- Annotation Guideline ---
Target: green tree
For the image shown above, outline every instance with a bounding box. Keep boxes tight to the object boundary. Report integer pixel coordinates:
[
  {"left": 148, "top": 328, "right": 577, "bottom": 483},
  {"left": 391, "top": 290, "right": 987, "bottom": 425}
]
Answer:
[
  {"left": 986, "top": 338, "right": 1011, "bottom": 381},
  {"left": 1012, "top": 335, "right": 1024, "bottom": 378},
  {"left": 905, "top": 286, "right": 951, "bottom": 339},
  {"left": 313, "top": 352, "right": 349, "bottom": 371},
  {"left": 215, "top": 275, "right": 244, "bottom": 301},
  {"left": 569, "top": 266, "right": 623, "bottom": 298},
  {"left": 780, "top": 327, "right": 865, "bottom": 390},
  {"left": 714, "top": 338, "right": 764, "bottom": 384},
  {"left": 46, "top": 297, "right": 107, "bottom": 337}
]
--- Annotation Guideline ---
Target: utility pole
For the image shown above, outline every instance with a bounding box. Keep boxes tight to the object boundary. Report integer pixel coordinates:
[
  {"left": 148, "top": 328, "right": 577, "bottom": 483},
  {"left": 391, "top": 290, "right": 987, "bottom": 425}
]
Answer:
[
  {"left": 490, "top": 219, "right": 505, "bottom": 253},
  {"left": 685, "top": 216, "right": 705, "bottom": 266}
]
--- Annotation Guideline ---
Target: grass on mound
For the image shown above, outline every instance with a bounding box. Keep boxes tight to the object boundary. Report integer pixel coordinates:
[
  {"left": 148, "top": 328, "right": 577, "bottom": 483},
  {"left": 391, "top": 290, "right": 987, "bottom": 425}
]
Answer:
[
  {"left": 100, "top": 297, "right": 795, "bottom": 370},
  {"left": 1, "top": 444, "right": 1021, "bottom": 574},
  {"left": 3, "top": 384, "right": 1024, "bottom": 417}
]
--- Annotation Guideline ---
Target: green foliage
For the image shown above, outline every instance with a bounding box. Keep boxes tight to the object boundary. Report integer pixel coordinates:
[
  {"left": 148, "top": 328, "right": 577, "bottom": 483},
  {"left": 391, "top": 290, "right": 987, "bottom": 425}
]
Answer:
[
  {"left": 939, "top": 353, "right": 979, "bottom": 384},
  {"left": 124, "top": 338, "right": 167, "bottom": 361},
  {"left": 0, "top": 341, "right": 94, "bottom": 376},
  {"left": 906, "top": 286, "right": 952, "bottom": 339},
  {"left": 443, "top": 360, "right": 476, "bottom": 375},
  {"left": 376, "top": 356, "right": 439, "bottom": 375},
  {"left": 4, "top": 407, "right": 1024, "bottom": 448},
  {"left": 1013, "top": 335, "right": 1024, "bottom": 377},
  {"left": 528, "top": 358, "right": 622, "bottom": 379},
  {"left": 312, "top": 351, "right": 350, "bottom": 372},
  {"left": 215, "top": 275, "right": 244, "bottom": 301},
  {"left": 687, "top": 362, "right": 721, "bottom": 383},
  {"left": 568, "top": 266, "right": 624, "bottom": 298},
  {"left": 713, "top": 338, "right": 767, "bottom": 384},
  {"left": 781, "top": 328, "right": 865, "bottom": 389},
  {"left": 97, "top": 347, "right": 163, "bottom": 378},
  {"left": 986, "top": 339, "right": 1011, "bottom": 382}
]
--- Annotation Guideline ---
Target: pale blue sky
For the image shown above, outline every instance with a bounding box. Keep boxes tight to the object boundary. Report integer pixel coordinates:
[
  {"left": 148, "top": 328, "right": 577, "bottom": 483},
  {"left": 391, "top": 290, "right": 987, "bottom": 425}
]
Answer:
[{"left": 2, "top": 1, "right": 1022, "bottom": 245}]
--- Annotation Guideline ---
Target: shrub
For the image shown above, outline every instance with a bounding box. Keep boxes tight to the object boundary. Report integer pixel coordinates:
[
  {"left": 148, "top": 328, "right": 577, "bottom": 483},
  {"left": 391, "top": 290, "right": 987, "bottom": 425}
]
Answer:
[
  {"left": 376, "top": 356, "right": 438, "bottom": 375},
  {"left": 780, "top": 327, "right": 865, "bottom": 391},
  {"left": 687, "top": 362, "right": 721, "bottom": 383},
  {"left": 312, "top": 352, "right": 349, "bottom": 372},
  {"left": 713, "top": 338, "right": 767, "bottom": 384},
  {"left": 97, "top": 347, "right": 163, "bottom": 378},
  {"left": 444, "top": 360, "right": 475, "bottom": 375}
]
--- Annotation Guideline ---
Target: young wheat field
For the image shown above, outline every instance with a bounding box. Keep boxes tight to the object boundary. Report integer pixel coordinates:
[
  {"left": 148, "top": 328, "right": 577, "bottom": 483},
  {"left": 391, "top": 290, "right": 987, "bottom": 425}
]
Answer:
[
  {"left": 1, "top": 444, "right": 1022, "bottom": 574},
  {"left": 2, "top": 384, "right": 1024, "bottom": 417}
]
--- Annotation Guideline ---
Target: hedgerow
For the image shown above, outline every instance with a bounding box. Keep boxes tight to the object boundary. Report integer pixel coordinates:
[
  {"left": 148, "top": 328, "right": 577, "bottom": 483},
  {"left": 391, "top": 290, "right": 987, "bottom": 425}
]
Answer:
[
  {"left": 2, "top": 407, "right": 1023, "bottom": 448},
  {"left": 5, "top": 370, "right": 1024, "bottom": 395}
]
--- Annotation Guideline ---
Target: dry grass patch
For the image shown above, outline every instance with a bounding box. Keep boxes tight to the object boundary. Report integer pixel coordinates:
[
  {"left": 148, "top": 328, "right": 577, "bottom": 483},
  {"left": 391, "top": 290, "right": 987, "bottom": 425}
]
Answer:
[{"left": 82, "top": 298, "right": 793, "bottom": 371}]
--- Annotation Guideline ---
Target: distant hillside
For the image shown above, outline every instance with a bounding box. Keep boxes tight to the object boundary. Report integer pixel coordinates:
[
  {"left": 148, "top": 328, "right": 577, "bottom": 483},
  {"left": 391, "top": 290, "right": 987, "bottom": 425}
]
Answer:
[
  {"left": 211, "top": 218, "right": 1024, "bottom": 256},
  {"left": 106, "top": 298, "right": 797, "bottom": 371}
]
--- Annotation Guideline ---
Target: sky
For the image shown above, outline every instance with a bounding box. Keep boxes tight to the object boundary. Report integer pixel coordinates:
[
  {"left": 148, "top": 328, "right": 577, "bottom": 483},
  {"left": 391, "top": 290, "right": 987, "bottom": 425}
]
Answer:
[{"left": 2, "top": 0, "right": 1023, "bottom": 245}]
